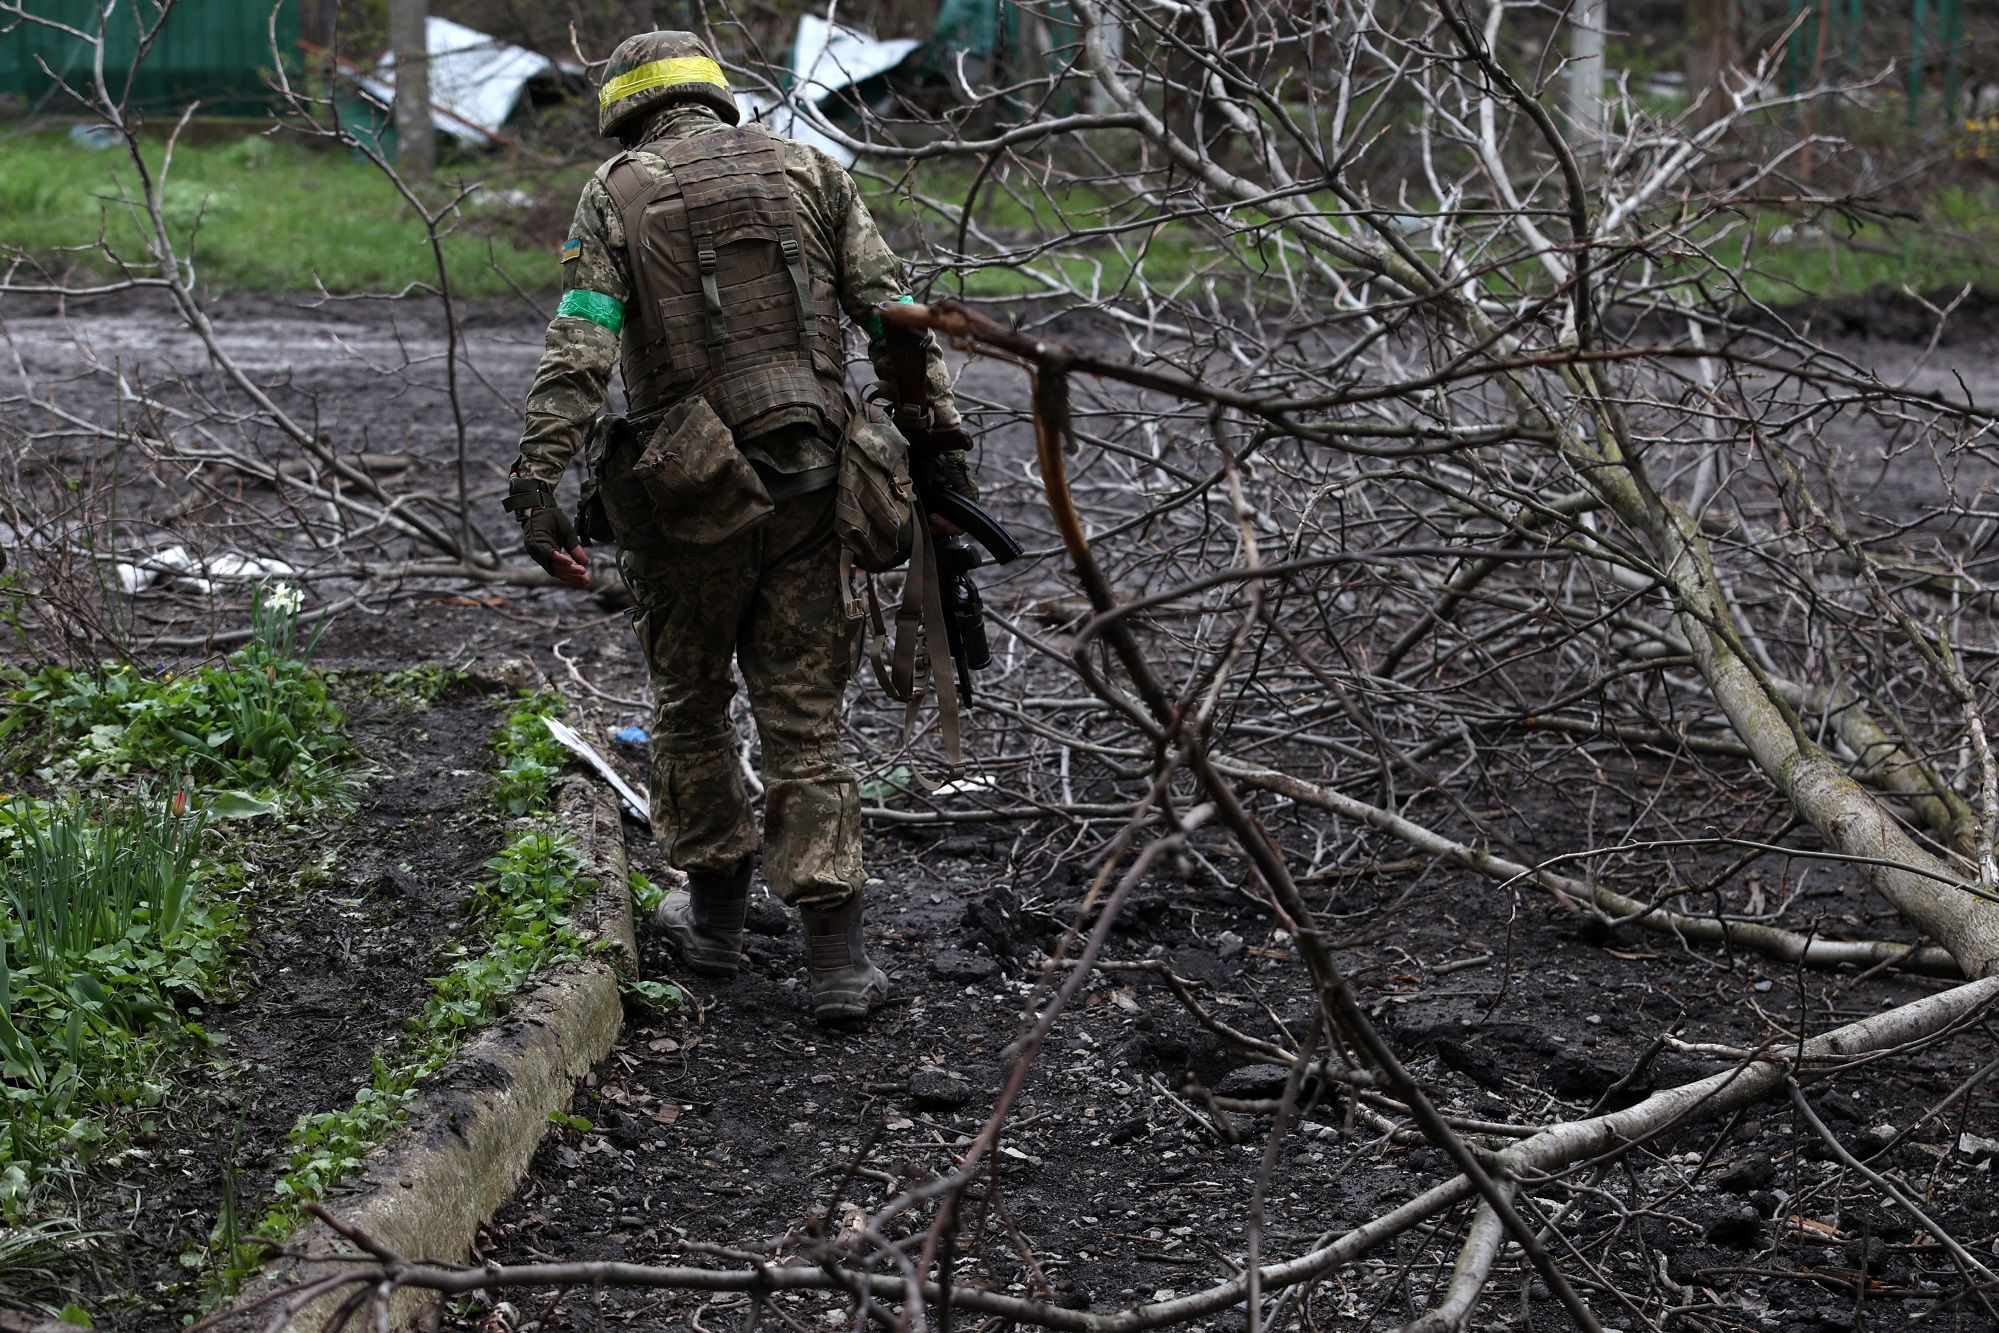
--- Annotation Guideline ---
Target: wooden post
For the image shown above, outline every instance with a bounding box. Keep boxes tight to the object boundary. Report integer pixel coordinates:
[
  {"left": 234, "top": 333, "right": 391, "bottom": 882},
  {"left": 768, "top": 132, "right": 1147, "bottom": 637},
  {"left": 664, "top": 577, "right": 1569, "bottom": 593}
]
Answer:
[{"left": 390, "top": 0, "right": 433, "bottom": 180}]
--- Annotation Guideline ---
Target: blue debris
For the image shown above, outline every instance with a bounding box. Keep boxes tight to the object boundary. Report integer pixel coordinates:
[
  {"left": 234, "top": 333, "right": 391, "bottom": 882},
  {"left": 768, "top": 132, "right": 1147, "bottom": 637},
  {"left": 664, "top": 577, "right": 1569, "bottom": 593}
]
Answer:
[
  {"left": 69, "top": 123, "right": 119, "bottom": 149},
  {"left": 614, "top": 725, "right": 650, "bottom": 749}
]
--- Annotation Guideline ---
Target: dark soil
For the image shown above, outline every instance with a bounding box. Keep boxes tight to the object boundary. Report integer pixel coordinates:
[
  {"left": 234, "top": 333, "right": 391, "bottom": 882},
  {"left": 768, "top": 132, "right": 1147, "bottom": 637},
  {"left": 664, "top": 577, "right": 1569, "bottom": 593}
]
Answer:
[
  {"left": 44, "top": 681, "right": 508, "bottom": 1328},
  {"left": 442, "top": 805, "right": 1999, "bottom": 1333}
]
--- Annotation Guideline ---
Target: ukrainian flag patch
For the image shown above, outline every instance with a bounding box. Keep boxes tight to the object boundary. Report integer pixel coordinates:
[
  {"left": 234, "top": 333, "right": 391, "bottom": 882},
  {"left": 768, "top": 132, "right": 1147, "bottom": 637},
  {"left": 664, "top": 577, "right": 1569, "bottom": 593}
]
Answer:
[{"left": 560, "top": 238, "right": 583, "bottom": 263}]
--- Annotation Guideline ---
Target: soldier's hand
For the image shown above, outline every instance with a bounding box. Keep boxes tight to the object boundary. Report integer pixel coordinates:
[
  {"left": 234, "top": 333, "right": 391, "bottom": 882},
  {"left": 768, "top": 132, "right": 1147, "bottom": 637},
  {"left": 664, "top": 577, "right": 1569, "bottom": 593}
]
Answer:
[
  {"left": 925, "top": 424, "right": 972, "bottom": 453},
  {"left": 522, "top": 506, "right": 590, "bottom": 589},
  {"left": 930, "top": 440, "right": 979, "bottom": 503}
]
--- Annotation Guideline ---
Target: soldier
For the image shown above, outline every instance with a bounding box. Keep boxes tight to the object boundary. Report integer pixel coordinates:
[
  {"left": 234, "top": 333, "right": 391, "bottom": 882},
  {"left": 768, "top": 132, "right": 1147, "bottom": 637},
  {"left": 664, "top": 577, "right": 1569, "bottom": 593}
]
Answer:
[{"left": 505, "top": 31, "right": 975, "bottom": 1025}]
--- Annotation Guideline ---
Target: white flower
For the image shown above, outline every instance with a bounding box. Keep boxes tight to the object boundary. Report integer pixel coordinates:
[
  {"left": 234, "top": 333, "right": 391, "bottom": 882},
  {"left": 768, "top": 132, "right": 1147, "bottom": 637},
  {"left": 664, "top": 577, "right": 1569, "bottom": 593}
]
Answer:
[{"left": 264, "top": 581, "right": 304, "bottom": 615}]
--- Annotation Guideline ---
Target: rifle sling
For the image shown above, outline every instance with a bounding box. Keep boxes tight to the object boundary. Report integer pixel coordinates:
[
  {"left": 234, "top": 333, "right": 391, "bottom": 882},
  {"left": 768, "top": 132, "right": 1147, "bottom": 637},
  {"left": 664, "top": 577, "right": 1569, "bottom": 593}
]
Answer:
[{"left": 884, "top": 524, "right": 965, "bottom": 782}]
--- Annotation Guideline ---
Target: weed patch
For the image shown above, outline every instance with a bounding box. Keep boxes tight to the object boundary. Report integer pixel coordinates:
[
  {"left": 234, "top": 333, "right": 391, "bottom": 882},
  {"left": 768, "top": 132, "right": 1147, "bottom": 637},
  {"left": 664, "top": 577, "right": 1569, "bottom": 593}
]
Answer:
[
  {"left": 0, "top": 587, "right": 346, "bottom": 1229},
  {"left": 492, "top": 690, "right": 570, "bottom": 817},
  {"left": 2, "top": 588, "right": 346, "bottom": 799},
  {"left": 0, "top": 789, "right": 238, "bottom": 1219}
]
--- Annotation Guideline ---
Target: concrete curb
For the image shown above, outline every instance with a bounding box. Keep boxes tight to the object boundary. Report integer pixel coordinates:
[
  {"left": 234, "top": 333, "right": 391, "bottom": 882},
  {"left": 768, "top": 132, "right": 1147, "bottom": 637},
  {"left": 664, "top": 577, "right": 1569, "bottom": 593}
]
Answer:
[{"left": 218, "top": 774, "right": 635, "bottom": 1331}]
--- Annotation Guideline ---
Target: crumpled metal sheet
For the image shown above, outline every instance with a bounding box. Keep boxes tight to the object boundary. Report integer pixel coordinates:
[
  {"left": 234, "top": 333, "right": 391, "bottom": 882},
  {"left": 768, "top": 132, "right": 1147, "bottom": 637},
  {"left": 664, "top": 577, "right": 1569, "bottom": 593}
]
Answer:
[
  {"left": 364, "top": 16, "right": 575, "bottom": 145},
  {"left": 737, "top": 16, "right": 920, "bottom": 166}
]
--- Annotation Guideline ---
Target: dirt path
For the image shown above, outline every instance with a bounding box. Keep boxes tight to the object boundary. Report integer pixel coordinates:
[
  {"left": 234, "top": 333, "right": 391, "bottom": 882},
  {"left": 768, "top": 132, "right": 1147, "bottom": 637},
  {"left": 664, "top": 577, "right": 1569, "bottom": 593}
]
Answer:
[{"left": 444, "top": 799, "right": 1999, "bottom": 1332}]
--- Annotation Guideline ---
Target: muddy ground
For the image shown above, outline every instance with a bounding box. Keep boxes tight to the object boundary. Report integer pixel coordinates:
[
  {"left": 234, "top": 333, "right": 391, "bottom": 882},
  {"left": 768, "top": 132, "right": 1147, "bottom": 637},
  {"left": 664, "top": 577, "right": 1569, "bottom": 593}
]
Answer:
[{"left": 2, "top": 291, "right": 1997, "bottom": 1331}]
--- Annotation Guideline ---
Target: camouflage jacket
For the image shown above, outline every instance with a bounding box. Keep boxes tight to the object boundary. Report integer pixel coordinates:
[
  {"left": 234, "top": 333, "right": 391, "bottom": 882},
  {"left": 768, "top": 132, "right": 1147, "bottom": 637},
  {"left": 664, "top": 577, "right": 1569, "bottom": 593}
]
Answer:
[{"left": 512, "top": 104, "right": 961, "bottom": 488}]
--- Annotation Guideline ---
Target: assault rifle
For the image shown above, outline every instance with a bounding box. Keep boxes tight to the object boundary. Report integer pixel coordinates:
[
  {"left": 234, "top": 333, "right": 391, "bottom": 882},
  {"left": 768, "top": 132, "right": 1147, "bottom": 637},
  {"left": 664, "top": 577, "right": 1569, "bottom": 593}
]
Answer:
[{"left": 876, "top": 302, "right": 1023, "bottom": 706}]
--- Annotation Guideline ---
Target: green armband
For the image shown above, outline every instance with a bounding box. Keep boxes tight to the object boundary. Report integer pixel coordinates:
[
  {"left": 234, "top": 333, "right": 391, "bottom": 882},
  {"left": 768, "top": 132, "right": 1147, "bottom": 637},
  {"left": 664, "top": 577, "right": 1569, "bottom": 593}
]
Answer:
[
  {"left": 862, "top": 292, "right": 915, "bottom": 344},
  {"left": 557, "top": 289, "right": 625, "bottom": 334}
]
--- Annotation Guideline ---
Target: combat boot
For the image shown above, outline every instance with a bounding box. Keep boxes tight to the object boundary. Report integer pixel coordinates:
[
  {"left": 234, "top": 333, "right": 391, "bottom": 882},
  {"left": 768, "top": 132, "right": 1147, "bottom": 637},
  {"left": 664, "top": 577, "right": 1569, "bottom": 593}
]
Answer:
[
  {"left": 655, "top": 857, "right": 752, "bottom": 977},
  {"left": 800, "top": 894, "right": 888, "bottom": 1024}
]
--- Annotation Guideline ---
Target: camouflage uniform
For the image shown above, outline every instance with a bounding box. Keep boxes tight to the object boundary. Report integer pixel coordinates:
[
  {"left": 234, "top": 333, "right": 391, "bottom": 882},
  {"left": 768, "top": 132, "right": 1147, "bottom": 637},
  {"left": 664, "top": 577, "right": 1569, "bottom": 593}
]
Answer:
[
  {"left": 513, "top": 108, "right": 959, "bottom": 491},
  {"left": 511, "top": 87, "right": 960, "bottom": 914}
]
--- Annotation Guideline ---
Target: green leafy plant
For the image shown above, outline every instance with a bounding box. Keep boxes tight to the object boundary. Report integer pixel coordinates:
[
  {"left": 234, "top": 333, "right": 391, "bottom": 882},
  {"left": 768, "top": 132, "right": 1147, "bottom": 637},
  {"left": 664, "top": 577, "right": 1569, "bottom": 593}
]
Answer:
[
  {"left": 1, "top": 792, "right": 206, "bottom": 975},
  {"left": 0, "top": 588, "right": 348, "bottom": 1224},
  {"left": 374, "top": 663, "right": 464, "bottom": 704},
  {"left": 0, "top": 790, "right": 238, "bottom": 1216},
  {"left": 619, "top": 876, "right": 683, "bottom": 1016},
  {"left": 627, "top": 870, "right": 665, "bottom": 917},
  {"left": 491, "top": 692, "right": 570, "bottom": 817},
  {"left": 622, "top": 977, "right": 683, "bottom": 1015},
  {"left": 2, "top": 585, "right": 345, "bottom": 795}
]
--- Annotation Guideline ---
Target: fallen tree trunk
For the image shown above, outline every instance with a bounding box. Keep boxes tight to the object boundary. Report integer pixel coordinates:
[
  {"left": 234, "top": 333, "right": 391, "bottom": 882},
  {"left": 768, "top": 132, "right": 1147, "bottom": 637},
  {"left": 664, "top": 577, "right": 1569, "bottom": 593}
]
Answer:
[{"left": 1560, "top": 432, "right": 1999, "bottom": 978}]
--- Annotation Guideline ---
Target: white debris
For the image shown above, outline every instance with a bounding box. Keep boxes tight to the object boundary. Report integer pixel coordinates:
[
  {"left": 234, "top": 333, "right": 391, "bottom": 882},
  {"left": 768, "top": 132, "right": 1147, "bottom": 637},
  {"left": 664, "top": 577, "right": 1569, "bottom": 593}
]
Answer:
[
  {"left": 737, "top": 16, "right": 920, "bottom": 166},
  {"left": 930, "top": 774, "right": 998, "bottom": 799},
  {"left": 543, "top": 716, "right": 649, "bottom": 822},
  {"left": 114, "top": 545, "right": 299, "bottom": 596},
  {"left": 365, "top": 17, "right": 576, "bottom": 145}
]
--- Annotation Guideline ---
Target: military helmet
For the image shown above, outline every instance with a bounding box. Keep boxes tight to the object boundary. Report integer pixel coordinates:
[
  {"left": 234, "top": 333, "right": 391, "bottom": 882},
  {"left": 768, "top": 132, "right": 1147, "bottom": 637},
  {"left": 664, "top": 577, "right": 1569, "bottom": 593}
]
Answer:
[{"left": 598, "top": 31, "right": 740, "bottom": 137}]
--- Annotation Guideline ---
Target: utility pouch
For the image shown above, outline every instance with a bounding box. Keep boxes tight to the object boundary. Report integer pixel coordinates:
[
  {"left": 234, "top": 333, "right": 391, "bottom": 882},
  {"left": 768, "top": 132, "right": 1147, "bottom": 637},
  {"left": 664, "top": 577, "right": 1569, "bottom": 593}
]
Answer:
[
  {"left": 834, "top": 393, "right": 915, "bottom": 573},
  {"left": 575, "top": 414, "right": 618, "bottom": 547},
  {"left": 632, "top": 394, "right": 773, "bottom": 547},
  {"left": 597, "top": 414, "right": 676, "bottom": 554}
]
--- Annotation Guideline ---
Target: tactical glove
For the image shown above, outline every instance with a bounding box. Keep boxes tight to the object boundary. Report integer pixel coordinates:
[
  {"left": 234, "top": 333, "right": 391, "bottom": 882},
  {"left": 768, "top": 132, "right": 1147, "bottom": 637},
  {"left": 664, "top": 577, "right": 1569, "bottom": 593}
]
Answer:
[
  {"left": 926, "top": 427, "right": 979, "bottom": 502},
  {"left": 506, "top": 476, "right": 590, "bottom": 589}
]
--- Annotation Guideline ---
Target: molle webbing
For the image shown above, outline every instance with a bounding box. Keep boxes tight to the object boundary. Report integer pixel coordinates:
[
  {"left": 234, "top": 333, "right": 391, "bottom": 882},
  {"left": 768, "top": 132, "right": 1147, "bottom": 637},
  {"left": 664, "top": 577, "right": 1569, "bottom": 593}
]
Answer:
[{"left": 597, "top": 129, "right": 843, "bottom": 438}]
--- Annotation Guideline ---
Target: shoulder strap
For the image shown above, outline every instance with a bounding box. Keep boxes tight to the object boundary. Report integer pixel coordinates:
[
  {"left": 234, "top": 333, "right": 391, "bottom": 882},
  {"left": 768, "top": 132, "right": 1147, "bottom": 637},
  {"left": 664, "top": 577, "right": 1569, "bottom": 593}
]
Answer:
[
  {"left": 594, "top": 150, "right": 646, "bottom": 211},
  {"left": 595, "top": 148, "right": 685, "bottom": 374},
  {"left": 882, "top": 527, "right": 966, "bottom": 782},
  {"left": 603, "top": 156, "right": 655, "bottom": 245}
]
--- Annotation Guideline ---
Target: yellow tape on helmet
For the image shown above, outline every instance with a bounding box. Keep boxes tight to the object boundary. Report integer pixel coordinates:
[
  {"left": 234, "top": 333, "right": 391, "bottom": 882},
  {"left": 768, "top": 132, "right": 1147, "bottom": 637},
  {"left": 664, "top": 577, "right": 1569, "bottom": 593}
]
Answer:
[{"left": 599, "top": 56, "right": 730, "bottom": 109}]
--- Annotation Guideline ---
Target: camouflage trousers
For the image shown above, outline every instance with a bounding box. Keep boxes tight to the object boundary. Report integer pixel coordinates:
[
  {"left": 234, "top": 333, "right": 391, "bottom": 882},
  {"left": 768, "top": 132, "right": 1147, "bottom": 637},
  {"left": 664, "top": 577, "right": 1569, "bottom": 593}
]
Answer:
[{"left": 619, "top": 488, "right": 863, "bottom": 909}]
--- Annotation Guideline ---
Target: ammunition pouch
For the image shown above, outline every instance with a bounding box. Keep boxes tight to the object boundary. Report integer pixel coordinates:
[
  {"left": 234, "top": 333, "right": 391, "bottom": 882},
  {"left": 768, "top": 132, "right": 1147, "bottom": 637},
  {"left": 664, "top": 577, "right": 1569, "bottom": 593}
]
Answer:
[
  {"left": 833, "top": 394, "right": 915, "bottom": 574},
  {"left": 595, "top": 396, "right": 774, "bottom": 552}
]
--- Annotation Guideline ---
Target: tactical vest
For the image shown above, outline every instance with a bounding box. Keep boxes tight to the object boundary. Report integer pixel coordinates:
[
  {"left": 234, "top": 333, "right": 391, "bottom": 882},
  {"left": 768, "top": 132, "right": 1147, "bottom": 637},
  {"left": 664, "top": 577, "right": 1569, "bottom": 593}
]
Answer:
[{"left": 598, "top": 127, "right": 847, "bottom": 444}]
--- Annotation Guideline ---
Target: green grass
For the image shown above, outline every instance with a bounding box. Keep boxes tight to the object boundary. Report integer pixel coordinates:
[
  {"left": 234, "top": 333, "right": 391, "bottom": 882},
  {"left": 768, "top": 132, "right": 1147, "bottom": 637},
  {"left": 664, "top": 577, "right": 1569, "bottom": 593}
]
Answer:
[
  {"left": 856, "top": 158, "right": 1225, "bottom": 299},
  {"left": 0, "top": 128, "right": 555, "bottom": 298},
  {"left": 1726, "top": 184, "right": 1999, "bottom": 306},
  {"left": 5, "top": 111, "right": 1985, "bottom": 314},
  {"left": 859, "top": 141, "right": 1999, "bottom": 310}
]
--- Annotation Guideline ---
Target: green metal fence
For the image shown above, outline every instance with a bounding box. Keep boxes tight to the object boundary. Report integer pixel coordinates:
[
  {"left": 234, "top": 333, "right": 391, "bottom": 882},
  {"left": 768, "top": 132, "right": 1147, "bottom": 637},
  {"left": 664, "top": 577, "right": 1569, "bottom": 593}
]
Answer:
[
  {"left": 0, "top": 1, "right": 300, "bottom": 118},
  {"left": 1782, "top": 0, "right": 1969, "bottom": 125}
]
